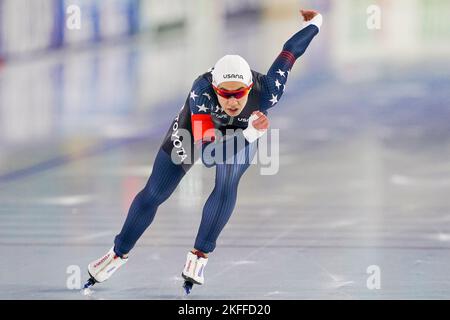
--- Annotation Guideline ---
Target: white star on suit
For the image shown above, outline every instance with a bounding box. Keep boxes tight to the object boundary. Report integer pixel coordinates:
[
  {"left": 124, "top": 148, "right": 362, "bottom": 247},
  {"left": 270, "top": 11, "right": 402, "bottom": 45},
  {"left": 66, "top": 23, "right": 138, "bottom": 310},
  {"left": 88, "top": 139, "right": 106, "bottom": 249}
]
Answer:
[
  {"left": 269, "top": 94, "right": 278, "bottom": 106},
  {"left": 197, "top": 104, "right": 209, "bottom": 113},
  {"left": 190, "top": 90, "right": 198, "bottom": 101},
  {"left": 275, "top": 79, "right": 282, "bottom": 90},
  {"left": 276, "top": 69, "right": 286, "bottom": 77},
  {"left": 203, "top": 92, "right": 211, "bottom": 100},
  {"left": 214, "top": 105, "right": 223, "bottom": 113}
]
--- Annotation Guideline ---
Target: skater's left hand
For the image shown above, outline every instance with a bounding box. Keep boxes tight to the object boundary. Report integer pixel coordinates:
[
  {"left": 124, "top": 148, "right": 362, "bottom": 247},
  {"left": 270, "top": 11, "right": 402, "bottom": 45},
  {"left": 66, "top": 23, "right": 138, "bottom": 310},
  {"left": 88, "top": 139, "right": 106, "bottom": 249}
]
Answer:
[
  {"left": 300, "top": 9, "right": 319, "bottom": 22},
  {"left": 251, "top": 111, "right": 270, "bottom": 131}
]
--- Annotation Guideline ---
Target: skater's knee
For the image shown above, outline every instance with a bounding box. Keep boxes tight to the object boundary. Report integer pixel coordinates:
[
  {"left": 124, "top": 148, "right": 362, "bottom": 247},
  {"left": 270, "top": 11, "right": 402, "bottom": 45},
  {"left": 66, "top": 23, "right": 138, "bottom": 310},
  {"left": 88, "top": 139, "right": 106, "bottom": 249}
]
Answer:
[
  {"left": 213, "top": 183, "right": 239, "bottom": 204},
  {"left": 137, "top": 186, "right": 168, "bottom": 207}
]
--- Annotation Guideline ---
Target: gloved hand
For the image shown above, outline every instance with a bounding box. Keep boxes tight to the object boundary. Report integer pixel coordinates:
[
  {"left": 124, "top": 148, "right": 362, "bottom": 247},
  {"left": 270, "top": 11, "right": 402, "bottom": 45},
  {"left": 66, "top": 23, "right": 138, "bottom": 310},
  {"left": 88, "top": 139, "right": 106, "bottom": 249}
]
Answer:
[
  {"left": 243, "top": 111, "right": 270, "bottom": 143},
  {"left": 300, "top": 9, "right": 323, "bottom": 30}
]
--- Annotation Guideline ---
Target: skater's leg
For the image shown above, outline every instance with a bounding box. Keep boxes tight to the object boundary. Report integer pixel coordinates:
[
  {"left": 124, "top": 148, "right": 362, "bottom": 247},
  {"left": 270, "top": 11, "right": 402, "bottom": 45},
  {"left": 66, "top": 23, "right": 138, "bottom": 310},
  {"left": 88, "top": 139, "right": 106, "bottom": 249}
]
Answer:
[
  {"left": 194, "top": 141, "right": 258, "bottom": 253},
  {"left": 86, "top": 101, "right": 196, "bottom": 287},
  {"left": 181, "top": 142, "right": 257, "bottom": 290},
  {"left": 114, "top": 148, "right": 188, "bottom": 256}
]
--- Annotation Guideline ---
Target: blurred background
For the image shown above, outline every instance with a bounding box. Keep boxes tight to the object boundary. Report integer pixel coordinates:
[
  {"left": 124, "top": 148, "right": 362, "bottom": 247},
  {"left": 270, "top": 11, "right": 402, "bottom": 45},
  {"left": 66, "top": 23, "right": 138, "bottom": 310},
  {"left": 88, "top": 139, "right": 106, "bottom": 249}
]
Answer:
[{"left": 0, "top": 0, "right": 449, "bottom": 299}]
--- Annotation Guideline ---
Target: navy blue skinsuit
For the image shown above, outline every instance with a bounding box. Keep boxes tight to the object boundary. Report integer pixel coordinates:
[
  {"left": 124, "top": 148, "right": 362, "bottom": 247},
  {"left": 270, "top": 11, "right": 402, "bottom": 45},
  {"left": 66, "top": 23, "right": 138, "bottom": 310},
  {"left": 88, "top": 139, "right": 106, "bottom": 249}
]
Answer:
[{"left": 114, "top": 22, "right": 320, "bottom": 255}]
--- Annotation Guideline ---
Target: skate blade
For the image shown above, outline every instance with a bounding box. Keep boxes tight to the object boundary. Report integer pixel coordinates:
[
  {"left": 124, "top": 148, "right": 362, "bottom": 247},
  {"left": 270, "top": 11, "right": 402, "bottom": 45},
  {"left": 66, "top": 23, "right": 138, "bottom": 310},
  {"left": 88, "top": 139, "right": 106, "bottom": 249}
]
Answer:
[
  {"left": 81, "top": 287, "right": 94, "bottom": 296},
  {"left": 81, "top": 278, "right": 96, "bottom": 296},
  {"left": 182, "top": 280, "right": 194, "bottom": 295}
]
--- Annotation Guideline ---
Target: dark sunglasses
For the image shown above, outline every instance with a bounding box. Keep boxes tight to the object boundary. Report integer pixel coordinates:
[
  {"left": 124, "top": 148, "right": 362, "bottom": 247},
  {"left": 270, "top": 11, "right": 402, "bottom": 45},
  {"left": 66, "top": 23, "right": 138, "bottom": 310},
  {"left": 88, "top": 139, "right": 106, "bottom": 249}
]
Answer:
[{"left": 212, "top": 83, "right": 253, "bottom": 99}]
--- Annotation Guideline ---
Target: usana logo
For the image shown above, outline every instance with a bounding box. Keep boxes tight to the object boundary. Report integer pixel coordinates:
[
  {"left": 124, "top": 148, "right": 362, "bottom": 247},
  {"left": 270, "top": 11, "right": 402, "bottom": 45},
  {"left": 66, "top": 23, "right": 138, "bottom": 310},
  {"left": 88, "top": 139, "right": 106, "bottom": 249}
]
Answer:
[{"left": 223, "top": 74, "right": 244, "bottom": 80}]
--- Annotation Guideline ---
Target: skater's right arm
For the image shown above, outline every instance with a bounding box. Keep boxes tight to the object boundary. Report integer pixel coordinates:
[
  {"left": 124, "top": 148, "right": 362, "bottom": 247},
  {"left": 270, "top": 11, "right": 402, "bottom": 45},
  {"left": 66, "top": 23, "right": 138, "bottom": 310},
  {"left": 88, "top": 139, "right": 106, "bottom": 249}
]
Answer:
[
  {"left": 187, "top": 77, "right": 222, "bottom": 167},
  {"left": 189, "top": 77, "right": 217, "bottom": 145}
]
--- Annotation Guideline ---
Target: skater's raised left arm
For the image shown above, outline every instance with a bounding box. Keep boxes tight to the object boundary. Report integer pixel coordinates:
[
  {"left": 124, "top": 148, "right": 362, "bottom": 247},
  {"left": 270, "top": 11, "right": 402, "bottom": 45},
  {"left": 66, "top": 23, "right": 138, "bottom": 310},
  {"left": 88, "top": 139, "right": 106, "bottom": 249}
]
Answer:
[{"left": 260, "top": 9, "right": 322, "bottom": 111}]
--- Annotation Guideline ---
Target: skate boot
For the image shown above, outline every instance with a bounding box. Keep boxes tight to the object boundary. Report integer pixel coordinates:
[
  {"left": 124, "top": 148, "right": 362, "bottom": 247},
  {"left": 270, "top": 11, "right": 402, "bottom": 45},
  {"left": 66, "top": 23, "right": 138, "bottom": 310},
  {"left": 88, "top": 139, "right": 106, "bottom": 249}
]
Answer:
[
  {"left": 181, "top": 251, "right": 208, "bottom": 295},
  {"left": 82, "top": 246, "right": 128, "bottom": 292}
]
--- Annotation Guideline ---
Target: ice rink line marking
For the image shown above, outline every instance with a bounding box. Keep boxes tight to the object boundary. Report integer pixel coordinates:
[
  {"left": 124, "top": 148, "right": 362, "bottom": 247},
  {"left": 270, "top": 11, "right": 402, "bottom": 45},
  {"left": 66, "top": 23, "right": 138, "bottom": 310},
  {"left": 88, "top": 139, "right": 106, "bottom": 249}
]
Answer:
[{"left": 0, "top": 118, "right": 170, "bottom": 185}]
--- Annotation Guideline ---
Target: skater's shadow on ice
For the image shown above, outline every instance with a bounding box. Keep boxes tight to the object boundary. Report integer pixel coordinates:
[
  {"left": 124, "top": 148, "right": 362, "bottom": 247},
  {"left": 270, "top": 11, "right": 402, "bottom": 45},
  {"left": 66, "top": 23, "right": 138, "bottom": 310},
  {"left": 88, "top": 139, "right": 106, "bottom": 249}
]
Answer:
[
  {"left": 101, "top": 286, "right": 210, "bottom": 300},
  {"left": 0, "top": 284, "right": 221, "bottom": 299},
  {"left": 0, "top": 284, "right": 89, "bottom": 299},
  {"left": 116, "top": 286, "right": 182, "bottom": 300}
]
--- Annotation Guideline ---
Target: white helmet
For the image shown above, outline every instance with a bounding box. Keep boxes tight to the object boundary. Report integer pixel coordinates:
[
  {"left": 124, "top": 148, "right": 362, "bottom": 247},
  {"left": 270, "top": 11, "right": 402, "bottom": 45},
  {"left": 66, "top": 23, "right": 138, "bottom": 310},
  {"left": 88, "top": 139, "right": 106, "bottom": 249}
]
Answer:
[{"left": 211, "top": 55, "right": 252, "bottom": 87}]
